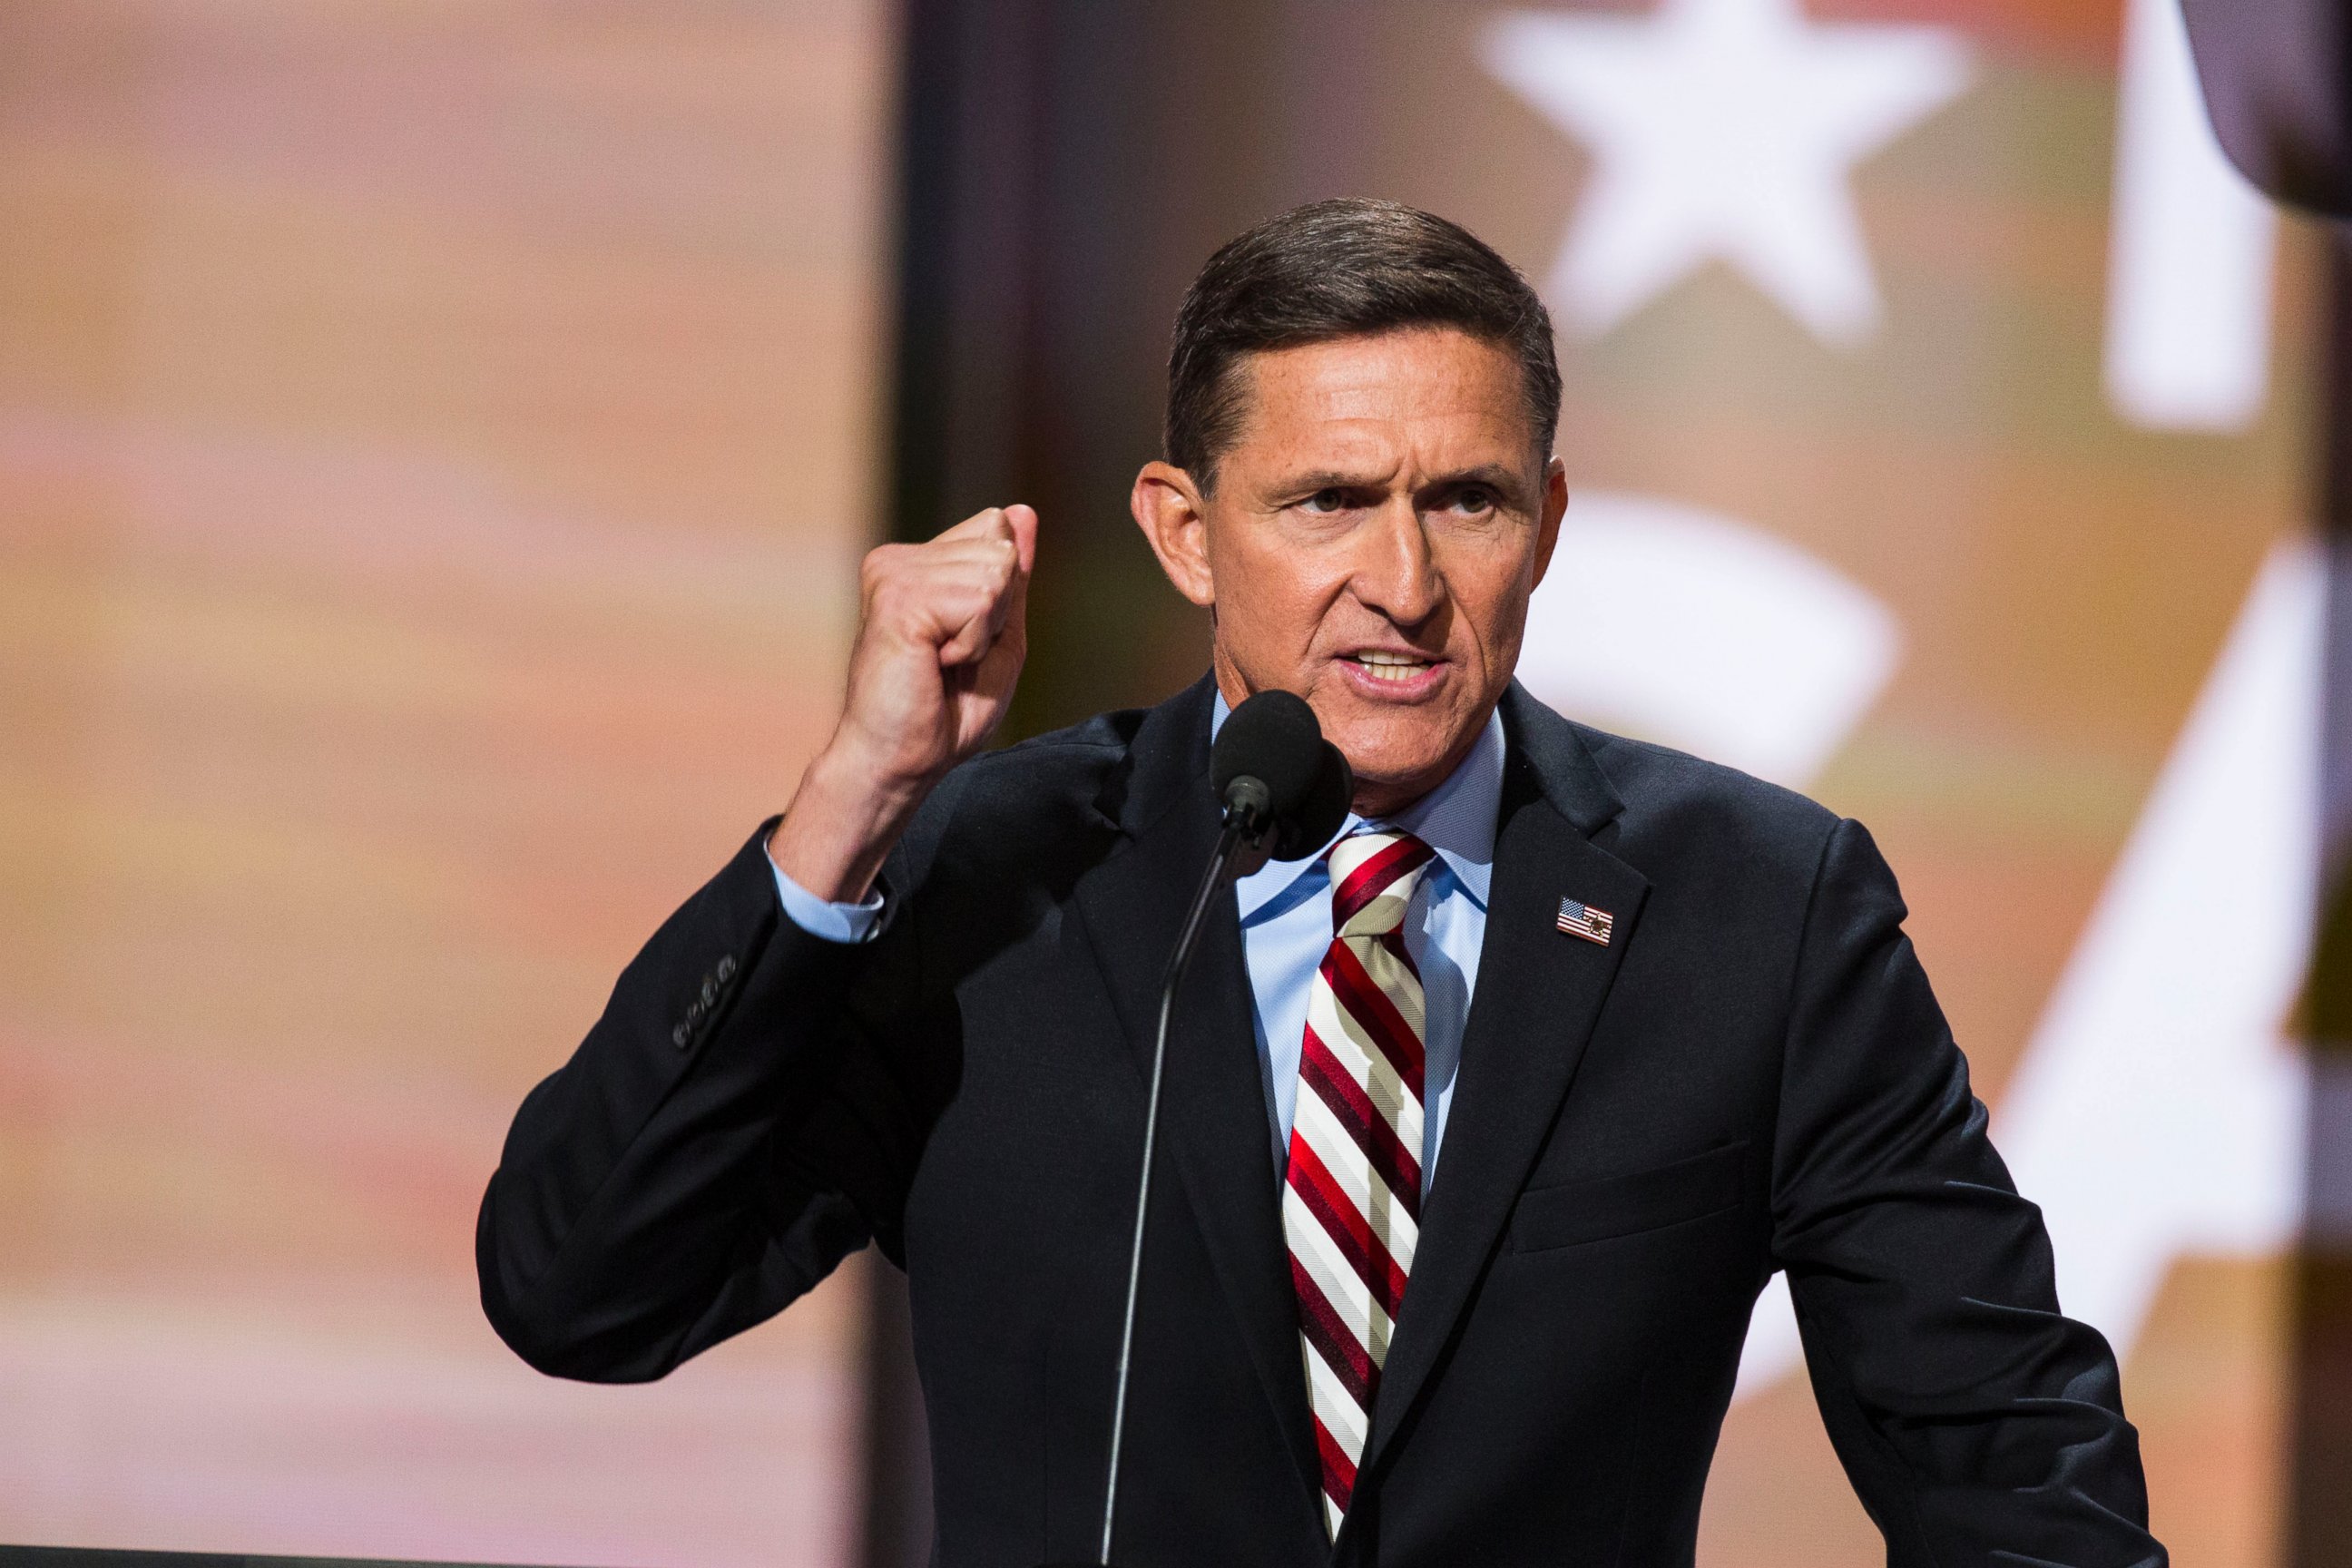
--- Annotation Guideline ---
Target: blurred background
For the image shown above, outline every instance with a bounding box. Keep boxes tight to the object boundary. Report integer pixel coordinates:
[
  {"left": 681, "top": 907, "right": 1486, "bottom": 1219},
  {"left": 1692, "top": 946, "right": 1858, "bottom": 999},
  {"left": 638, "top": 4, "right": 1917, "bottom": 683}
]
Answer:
[{"left": 2, "top": 1, "right": 2345, "bottom": 1564}]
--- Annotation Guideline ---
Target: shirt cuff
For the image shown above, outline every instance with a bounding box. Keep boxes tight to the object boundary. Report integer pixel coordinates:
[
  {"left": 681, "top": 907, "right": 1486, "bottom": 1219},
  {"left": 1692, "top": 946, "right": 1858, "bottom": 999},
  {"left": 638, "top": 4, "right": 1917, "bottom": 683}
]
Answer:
[{"left": 769, "top": 848, "right": 886, "bottom": 943}]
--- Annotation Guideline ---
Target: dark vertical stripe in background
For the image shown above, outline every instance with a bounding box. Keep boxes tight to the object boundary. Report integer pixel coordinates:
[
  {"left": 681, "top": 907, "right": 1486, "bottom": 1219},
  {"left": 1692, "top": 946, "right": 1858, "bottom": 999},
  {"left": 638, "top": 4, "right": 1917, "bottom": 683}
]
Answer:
[{"left": 865, "top": 9, "right": 1291, "bottom": 1556}]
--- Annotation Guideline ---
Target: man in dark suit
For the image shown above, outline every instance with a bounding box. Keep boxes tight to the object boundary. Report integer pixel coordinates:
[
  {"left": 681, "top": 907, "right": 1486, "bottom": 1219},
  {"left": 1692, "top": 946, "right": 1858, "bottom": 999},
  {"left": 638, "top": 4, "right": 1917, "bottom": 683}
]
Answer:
[{"left": 478, "top": 199, "right": 2162, "bottom": 1565}]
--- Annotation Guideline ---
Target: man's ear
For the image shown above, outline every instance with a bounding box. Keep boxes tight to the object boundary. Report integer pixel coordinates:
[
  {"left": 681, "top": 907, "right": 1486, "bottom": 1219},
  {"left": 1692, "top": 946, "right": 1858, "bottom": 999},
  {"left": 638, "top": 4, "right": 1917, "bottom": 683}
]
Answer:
[
  {"left": 1528, "top": 455, "right": 1570, "bottom": 590},
  {"left": 1131, "top": 460, "right": 1217, "bottom": 608}
]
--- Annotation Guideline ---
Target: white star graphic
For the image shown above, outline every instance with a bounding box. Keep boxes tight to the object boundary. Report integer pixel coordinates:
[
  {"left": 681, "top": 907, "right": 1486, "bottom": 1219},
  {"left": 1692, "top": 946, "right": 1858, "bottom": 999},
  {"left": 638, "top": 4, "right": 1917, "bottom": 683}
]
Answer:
[{"left": 1479, "top": 0, "right": 1974, "bottom": 344}]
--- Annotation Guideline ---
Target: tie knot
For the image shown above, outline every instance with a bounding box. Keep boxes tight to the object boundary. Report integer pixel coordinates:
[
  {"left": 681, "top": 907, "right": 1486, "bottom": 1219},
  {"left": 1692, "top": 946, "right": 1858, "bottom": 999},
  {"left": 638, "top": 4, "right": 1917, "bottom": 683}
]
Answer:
[{"left": 1328, "top": 830, "right": 1435, "bottom": 938}]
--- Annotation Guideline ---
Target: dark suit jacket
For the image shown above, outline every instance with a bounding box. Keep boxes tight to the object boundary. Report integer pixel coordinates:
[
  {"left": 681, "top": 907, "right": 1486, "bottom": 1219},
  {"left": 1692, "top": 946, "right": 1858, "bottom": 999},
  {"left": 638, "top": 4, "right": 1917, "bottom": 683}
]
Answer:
[{"left": 477, "top": 676, "right": 2162, "bottom": 1567}]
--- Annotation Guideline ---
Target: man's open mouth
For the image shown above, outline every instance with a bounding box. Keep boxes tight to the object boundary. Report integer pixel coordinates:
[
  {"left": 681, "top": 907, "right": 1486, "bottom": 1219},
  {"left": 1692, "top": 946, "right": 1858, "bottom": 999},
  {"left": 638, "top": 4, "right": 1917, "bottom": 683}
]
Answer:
[{"left": 1345, "top": 651, "right": 1439, "bottom": 684}]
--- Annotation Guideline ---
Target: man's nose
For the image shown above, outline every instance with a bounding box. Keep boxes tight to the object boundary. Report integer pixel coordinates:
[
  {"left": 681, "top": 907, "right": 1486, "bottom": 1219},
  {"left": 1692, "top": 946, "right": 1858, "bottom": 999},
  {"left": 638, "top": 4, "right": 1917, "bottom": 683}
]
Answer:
[{"left": 1350, "top": 497, "right": 1445, "bottom": 629}]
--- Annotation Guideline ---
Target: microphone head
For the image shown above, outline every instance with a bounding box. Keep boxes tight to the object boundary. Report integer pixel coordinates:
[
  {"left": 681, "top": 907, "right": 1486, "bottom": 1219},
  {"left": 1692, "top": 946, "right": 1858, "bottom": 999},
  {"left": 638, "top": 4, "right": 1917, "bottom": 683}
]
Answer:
[
  {"left": 1211, "top": 689, "right": 1328, "bottom": 823},
  {"left": 1269, "top": 740, "right": 1353, "bottom": 862}
]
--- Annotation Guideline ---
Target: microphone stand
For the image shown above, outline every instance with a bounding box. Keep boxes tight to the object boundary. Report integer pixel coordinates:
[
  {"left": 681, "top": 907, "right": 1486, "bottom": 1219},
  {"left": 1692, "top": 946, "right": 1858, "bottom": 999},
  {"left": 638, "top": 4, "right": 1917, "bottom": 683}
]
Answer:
[{"left": 1093, "top": 796, "right": 1265, "bottom": 1567}]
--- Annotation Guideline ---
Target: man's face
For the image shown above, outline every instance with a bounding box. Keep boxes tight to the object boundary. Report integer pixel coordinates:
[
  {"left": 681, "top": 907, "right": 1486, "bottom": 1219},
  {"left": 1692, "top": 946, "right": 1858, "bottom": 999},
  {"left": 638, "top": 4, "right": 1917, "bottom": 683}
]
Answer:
[{"left": 1132, "top": 327, "right": 1568, "bottom": 816}]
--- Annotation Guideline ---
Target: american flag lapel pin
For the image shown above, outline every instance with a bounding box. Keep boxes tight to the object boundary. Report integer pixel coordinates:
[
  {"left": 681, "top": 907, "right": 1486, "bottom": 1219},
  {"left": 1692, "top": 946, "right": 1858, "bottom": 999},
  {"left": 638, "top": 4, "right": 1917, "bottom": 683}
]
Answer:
[{"left": 1555, "top": 896, "right": 1614, "bottom": 946}]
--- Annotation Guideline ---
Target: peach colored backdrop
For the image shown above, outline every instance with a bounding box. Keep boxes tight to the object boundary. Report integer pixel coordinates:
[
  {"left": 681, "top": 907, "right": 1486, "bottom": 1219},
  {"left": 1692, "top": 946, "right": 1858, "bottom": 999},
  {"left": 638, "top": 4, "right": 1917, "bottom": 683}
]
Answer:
[{"left": 0, "top": 3, "right": 893, "bottom": 1563}]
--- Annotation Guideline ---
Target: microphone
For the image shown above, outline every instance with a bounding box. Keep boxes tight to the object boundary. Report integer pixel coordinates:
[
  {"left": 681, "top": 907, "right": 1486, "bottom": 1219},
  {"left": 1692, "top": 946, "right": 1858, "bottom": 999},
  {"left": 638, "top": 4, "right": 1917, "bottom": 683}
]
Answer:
[
  {"left": 1210, "top": 688, "right": 1352, "bottom": 860},
  {"left": 1078, "top": 691, "right": 1350, "bottom": 1568}
]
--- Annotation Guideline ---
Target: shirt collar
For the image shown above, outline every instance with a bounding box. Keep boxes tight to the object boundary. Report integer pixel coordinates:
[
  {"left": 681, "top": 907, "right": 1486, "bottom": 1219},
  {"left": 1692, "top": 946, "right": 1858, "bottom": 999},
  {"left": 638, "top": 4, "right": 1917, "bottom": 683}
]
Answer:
[{"left": 1212, "top": 692, "right": 1504, "bottom": 924}]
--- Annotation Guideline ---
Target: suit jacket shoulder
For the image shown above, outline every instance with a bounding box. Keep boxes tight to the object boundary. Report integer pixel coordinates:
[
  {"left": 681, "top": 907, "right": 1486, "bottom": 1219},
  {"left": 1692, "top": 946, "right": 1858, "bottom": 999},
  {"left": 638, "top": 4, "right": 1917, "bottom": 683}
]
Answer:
[{"left": 1505, "top": 682, "right": 1843, "bottom": 899}]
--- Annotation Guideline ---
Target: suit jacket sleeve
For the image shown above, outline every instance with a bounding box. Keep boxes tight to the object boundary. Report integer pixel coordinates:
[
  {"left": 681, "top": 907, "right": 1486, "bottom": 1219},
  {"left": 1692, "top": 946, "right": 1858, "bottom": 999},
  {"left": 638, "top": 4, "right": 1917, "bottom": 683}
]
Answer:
[
  {"left": 1771, "top": 817, "right": 2165, "bottom": 1567},
  {"left": 475, "top": 814, "right": 939, "bottom": 1382}
]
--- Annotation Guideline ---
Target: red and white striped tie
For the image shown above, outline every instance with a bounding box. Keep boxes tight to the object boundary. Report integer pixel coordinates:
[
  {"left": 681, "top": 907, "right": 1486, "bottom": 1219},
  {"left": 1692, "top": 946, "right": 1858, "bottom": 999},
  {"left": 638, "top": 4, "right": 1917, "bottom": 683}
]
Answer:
[{"left": 1284, "top": 828, "right": 1435, "bottom": 1537}]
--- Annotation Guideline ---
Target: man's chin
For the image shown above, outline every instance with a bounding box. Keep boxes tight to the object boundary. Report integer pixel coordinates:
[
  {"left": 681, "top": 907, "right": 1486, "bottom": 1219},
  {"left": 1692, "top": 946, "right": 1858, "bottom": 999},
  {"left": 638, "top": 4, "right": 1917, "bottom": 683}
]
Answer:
[
  {"left": 1298, "top": 675, "right": 1484, "bottom": 806},
  {"left": 1335, "top": 732, "right": 1472, "bottom": 817}
]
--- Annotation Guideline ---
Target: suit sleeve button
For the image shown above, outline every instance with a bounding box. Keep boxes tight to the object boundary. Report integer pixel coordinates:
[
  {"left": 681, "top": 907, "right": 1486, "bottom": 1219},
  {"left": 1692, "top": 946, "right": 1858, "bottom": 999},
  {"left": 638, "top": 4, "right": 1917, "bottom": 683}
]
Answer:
[
  {"left": 671, "top": 1023, "right": 692, "bottom": 1050},
  {"left": 687, "top": 999, "right": 705, "bottom": 1025},
  {"left": 716, "top": 956, "right": 737, "bottom": 982},
  {"left": 700, "top": 977, "right": 719, "bottom": 1006}
]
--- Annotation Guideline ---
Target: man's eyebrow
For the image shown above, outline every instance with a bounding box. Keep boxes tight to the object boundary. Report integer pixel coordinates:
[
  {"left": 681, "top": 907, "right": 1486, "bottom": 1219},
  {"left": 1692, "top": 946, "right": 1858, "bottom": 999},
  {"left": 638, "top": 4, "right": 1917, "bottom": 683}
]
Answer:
[
  {"left": 1414, "top": 464, "right": 1541, "bottom": 507},
  {"left": 1268, "top": 463, "right": 1534, "bottom": 496},
  {"left": 1421, "top": 463, "right": 1528, "bottom": 495},
  {"left": 1270, "top": 467, "right": 1387, "bottom": 495}
]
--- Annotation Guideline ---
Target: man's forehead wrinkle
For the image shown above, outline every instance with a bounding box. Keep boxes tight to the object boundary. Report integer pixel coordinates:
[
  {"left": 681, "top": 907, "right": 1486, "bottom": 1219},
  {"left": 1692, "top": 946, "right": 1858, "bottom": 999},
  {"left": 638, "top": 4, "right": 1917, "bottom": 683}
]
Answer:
[
  {"left": 1243, "top": 331, "right": 1525, "bottom": 413},
  {"left": 1287, "top": 373, "right": 1519, "bottom": 426}
]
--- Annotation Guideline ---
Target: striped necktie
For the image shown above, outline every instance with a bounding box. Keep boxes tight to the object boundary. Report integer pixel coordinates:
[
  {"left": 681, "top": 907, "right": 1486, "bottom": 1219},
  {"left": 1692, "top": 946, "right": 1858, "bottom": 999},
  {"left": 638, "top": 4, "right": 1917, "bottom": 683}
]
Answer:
[{"left": 1283, "top": 828, "right": 1436, "bottom": 1537}]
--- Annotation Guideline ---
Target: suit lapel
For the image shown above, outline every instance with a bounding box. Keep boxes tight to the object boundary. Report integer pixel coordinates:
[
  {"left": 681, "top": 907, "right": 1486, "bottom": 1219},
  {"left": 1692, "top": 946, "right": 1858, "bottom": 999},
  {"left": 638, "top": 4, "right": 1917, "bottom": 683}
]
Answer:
[
  {"left": 1358, "top": 686, "right": 1651, "bottom": 1480},
  {"left": 1067, "top": 676, "right": 1325, "bottom": 1513}
]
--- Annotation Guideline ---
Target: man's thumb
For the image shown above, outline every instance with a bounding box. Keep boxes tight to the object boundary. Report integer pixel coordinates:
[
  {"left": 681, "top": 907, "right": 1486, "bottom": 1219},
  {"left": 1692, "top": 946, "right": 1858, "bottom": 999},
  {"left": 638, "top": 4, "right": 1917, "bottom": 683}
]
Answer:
[{"left": 1003, "top": 503, "right": 1039, "bottom": 576}]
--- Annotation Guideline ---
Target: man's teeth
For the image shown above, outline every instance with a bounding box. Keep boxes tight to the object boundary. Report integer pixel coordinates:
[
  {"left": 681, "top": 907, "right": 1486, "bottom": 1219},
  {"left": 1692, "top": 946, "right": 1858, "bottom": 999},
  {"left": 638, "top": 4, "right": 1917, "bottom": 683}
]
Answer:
[{"left": 1353, "top": 652, "right": 1431, "bottom": 683}]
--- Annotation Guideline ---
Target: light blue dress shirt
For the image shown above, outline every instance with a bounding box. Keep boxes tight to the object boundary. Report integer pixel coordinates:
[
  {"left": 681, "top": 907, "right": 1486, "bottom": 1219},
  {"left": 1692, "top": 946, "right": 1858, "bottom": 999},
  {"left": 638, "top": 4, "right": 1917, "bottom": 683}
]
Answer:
[
  {"left": 769, "top": 699, "right": 1504, "bottom": 1192},
  {"left": 769, "top": 848, "right": 887, "bottom": 942}
]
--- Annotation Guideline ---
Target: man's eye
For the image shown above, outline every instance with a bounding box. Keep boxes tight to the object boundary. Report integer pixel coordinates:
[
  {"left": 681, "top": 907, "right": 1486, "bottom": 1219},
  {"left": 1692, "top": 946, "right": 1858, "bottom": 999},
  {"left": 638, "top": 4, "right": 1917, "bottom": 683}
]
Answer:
[
  {"left": 1300, "top": 488, "right": 1348, "bottom": 514},
  {"left": 1454, "top": 487, "right": 1495, "bottom": 514}
]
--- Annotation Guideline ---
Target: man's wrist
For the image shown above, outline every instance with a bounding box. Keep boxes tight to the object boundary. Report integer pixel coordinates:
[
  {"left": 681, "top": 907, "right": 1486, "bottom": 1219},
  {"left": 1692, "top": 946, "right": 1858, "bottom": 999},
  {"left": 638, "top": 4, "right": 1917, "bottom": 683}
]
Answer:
[{"left": 769, "top": 740, "right": 932, "bottom": 904}]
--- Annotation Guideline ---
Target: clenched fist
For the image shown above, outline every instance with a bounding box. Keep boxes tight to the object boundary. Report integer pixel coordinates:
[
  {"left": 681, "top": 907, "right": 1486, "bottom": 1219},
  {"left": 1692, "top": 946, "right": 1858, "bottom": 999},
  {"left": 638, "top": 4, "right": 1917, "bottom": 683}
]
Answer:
[{"left": 769, "top": 505, "right": 1038, "bottom": 902}]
